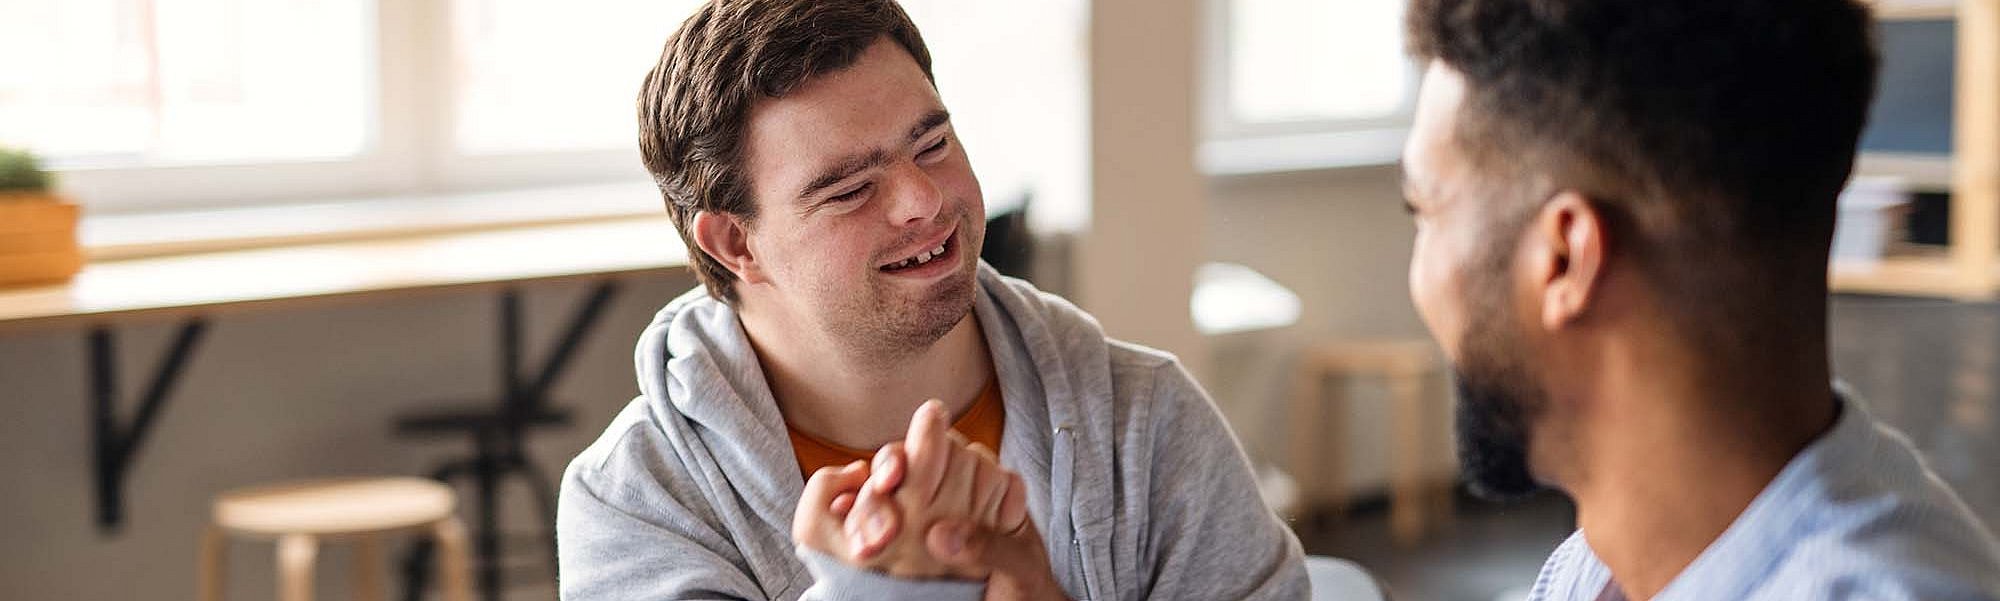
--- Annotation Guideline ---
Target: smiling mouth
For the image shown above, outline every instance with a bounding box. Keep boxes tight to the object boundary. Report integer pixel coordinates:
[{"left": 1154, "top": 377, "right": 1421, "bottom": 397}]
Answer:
[{"left": 879, "top": 235, "right": 954, "bottom": 273}]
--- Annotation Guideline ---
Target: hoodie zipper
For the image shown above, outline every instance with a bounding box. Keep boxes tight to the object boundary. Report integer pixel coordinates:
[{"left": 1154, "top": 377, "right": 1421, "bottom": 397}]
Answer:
[{"left": 1050, "top": 424, "right": 1091, "bottom": 600}]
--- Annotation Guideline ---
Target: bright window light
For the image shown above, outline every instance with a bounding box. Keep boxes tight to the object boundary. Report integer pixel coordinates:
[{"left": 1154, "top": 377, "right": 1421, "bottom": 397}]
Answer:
[
  {"left": 451, "top": 0, "right": 705, "bottom": 154},
  {"left": 1227, "top": 0, "right": 1410, "bottom": 124},
  {"left": 0, "top": 0, "right": 371, "bottom": 166}
]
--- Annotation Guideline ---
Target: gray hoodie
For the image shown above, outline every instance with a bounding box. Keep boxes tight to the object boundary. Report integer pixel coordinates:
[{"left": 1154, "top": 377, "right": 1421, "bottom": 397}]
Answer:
[{"left": 557, "top": 264, "right": 1309, "bottom": 600}]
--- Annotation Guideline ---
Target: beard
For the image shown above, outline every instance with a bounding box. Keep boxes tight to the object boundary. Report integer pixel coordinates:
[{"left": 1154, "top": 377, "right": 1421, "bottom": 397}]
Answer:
[
  {"left": 1450, "top": 281, "right": 1549, "bottom": 501},
  {"left": 826, "top": 207, "right": 985, "bottom": 361}
]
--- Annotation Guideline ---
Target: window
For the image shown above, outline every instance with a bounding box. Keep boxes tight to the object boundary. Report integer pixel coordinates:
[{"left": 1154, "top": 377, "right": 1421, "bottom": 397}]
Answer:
[
  {"left": 1, "top": 0, "right": 1088, "bottom": 221},
  {"left": 452, "top": 0, "right": 701, "bottom": 154},
  {"left": 0, "top": 0, "right": 697, "bottom": 213},
  {"left": 901, "top": 0, "right": 1089, "bottom": 231},
  {"left": 1201, "top": 0, "right": 1418, "bottom": 175},
  {"left": 0, "top": 0, "right": 371, "bottom": 165}
]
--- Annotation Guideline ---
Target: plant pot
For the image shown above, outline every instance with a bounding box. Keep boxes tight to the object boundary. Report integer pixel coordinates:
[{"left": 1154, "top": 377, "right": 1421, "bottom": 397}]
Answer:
[{"left": 0, "top": 194, "right": 83, "bottom": 287}]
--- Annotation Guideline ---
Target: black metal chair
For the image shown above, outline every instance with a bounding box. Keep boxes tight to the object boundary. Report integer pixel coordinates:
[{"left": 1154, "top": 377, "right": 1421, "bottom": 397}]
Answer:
[{"left": 397, "top": 282, "right": 619, "bottom": 601}]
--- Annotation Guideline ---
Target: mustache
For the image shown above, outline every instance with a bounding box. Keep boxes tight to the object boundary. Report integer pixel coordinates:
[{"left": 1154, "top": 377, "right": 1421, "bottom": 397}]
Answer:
[{"left": 876, "top": 206, "right": 968, "bottom": 261}]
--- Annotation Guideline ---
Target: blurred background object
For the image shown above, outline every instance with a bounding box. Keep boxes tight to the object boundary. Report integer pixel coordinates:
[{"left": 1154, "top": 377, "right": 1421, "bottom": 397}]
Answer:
[{"left": 0, "top": 146, "right": 83, "bottom": 286}]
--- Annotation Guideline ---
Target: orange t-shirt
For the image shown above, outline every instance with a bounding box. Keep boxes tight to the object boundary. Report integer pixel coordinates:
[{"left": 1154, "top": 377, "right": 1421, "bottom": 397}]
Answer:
[{"left": 788, "top": 379, "right": 1005, "bottom": 478}]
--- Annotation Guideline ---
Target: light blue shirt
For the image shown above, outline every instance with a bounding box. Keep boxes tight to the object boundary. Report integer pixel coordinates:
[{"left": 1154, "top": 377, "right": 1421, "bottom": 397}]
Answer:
[{"left": 1529, "top": 388, "right": 2000, "bottom": 601}]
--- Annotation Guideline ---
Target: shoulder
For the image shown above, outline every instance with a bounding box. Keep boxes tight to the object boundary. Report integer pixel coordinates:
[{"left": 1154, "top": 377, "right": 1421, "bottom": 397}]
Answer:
[
  {"left": 1758, "top": 498, "right": 2000, "bottom": 600},
  {"left": 563, "top": 397, "right": 696, "bottom": 506},
  {"left": 1102, "top": 339, "right": 1202, "bottom": 417},
  {"left": 1527, "top": 531, "right": 1614, "bottom": 601}
]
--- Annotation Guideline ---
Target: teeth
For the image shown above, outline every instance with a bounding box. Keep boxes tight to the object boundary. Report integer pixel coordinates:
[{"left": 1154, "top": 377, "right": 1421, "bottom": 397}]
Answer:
[
  {"left": 916, "top": 243, "right": 947, "bottom": 265},
  {"left": 883, "top": 241, "right": 948, "bottom": 271}
]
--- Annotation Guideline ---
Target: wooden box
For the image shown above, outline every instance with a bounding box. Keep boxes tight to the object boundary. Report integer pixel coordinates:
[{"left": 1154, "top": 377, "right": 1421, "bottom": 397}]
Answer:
[{"left": 0, "top": 195, "right": 83, "bottom": 287}]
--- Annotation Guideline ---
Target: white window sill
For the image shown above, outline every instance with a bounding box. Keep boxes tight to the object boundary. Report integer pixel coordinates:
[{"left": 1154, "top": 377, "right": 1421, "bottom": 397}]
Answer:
[
  {"left": 82, "top": 181, "right": 664, "bottom": 261},
  {"left": 1198, "top": 128, "right": 1409, "bottom": 177}
]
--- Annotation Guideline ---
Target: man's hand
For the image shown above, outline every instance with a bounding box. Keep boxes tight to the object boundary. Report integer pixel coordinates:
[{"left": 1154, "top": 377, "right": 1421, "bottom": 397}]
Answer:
[
  {"left": 844, "top": 400, "right": 1029, "bottom": 578},
  {"left": 927, "top": 516, "right": 1069, "bottom": 601},
  {"left": 792, "top": 459, "right": 896, "bottom": 566}
]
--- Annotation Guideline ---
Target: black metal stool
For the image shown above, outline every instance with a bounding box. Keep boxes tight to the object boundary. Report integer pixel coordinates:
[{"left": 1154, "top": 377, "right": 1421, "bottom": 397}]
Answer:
[{"left": 397, "top": 281, "right": 619, "bottom": 601}]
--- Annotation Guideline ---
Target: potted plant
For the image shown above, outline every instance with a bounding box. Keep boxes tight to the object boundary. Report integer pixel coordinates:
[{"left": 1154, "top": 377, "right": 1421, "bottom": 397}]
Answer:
[{"left": 0, "top": 146, "right": 83, "bottom": 286}]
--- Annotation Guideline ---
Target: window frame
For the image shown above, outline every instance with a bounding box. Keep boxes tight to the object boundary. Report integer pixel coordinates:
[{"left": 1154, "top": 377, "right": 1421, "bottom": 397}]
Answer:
[
  {"left": 1197, "top": 0, "right": 1421, "bottom": 175},
  {"left": 51, "top": 0, "right": 651, "bottom": 214}
]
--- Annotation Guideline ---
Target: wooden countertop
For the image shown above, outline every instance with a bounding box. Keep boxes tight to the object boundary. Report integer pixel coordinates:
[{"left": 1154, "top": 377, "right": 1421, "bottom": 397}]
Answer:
[{"left": 0, "top": 217, "right": 689, "bottom": 333}]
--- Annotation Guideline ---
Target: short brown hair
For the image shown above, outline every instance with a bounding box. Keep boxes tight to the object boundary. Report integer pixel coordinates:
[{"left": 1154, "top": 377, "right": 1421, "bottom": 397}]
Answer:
[
  {"left": 1407, "top": 0, "right": 1877, "bottom": 293},
  {"left": 639, "top": 0, "right": 935, "bottom": 302}
]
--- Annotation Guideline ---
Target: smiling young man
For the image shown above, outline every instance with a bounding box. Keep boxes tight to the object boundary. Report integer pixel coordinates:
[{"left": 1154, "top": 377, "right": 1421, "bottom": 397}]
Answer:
[
  {"left": 554, "top": 1, "right": 1307, "bottom": 599},
  {"left": 1396, "top": 0, "right": 2000, "bottom": 599}
]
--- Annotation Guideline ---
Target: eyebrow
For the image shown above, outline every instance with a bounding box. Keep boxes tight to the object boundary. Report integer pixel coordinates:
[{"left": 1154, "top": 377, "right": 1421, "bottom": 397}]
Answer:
[{"left": 795, "top": 109, "right": 953, "bottom": 202}]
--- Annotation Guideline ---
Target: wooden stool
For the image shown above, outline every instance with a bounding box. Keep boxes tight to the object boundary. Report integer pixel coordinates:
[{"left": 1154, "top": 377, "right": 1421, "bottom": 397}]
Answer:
[
  {"left": 199, "top": 477, "right": 473, "bottom": 601},
  {"left": 1290, "top": 340, "right": 1451, "bottom": 546}
]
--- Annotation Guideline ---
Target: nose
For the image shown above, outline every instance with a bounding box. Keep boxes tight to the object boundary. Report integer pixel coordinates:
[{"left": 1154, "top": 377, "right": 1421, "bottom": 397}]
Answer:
[{"left": 883, "top": 161, "right": 945, "bottom": 226}]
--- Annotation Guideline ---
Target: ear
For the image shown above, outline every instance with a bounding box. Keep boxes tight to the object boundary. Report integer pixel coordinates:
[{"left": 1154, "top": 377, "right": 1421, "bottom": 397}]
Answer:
[
  {"left": 1527, "top": 191, "right": 1606, "bottom": 329},
  {"left": 691, "top": 211, "right": 768, "bottom": 285}
]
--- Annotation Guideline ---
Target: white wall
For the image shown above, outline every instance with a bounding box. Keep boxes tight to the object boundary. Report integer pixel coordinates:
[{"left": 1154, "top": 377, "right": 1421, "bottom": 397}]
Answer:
[{"left": 1074, "top": 0, "right": 1211, "bottom": 380}]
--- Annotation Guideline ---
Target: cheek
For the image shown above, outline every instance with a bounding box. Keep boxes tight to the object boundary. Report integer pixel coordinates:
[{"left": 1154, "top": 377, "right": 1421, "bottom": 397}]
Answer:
[
  {"left": 1410, "top": 230, "right": 1469, "bottom": 353},
  {"left": 939, "top": 161, "right": 983, "bottom": 214}
]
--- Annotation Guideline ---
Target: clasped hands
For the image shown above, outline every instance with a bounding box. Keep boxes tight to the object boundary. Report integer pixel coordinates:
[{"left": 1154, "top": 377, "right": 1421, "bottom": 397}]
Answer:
[{"left": 792, "top": 400, "right": 1065, "bottom": 600}]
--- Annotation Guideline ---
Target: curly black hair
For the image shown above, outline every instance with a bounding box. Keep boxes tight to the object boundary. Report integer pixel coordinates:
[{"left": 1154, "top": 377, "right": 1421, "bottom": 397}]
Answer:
[{"left": 1407, "top": 0, "right": 1879, "bottom": 270}]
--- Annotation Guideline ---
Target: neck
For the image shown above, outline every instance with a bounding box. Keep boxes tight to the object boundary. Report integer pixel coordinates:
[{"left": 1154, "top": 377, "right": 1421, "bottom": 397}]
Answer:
[
  {"left": 1559, "top": 322, "right": 1836, "bottom": 600},
  {"left": 736, "top": 298, "right": 993, "bottom": 450}
]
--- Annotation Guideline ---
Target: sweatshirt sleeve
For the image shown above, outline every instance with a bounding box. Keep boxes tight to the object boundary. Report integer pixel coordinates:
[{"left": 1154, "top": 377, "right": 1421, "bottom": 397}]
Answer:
[
  {"left": 557, "top": 421, "right": 990, "bottom": 601},
  {"left": 1140, "top": 360, "right": 1311, "bottom": 600},
  {"left": 558, "top": 458, "right": 771, "bottom": 600}
]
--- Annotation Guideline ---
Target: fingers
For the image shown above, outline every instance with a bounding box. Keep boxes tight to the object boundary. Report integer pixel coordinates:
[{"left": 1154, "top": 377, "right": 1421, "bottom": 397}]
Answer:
[
  {"left": 844, "top": 479, "right": 902, "bottom": 560},
  {"left": 798, "top": 461, "right": 868, "bottom": 516},
  {"left": 846, "top": 493, "right": 901, "bottom": 561},
  {"left": 968, "top": 443, "right": 1009, "bottom": 527},
  {"left": 869, "top": 442, "right": 907, "bottom": 495},
  {"left": 997, "top": 472, "right": 1030, "bottom": 534},
  {"left": 900, "top": 400, "right": 952, "bottom": 506},
  {"left": 831, "top": 492, "right": 856, "bottom": 518},
  {"left": 792, "top": 460, "right": 870, "bottom": 548},
  {"left": 932, "top": 439, "right": 983, "bottom": 519}
]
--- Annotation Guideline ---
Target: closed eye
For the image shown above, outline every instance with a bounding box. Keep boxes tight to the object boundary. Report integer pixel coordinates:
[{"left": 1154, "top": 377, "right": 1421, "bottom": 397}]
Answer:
[
  {"left": 830, "top": 182, "right": 873, "bottom": 203},
  {"left": 917, "top": 136, "right": 951, "bottom": 162}
]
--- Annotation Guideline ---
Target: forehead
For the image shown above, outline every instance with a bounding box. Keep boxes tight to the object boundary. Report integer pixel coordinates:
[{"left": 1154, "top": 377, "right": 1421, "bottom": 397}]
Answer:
[
  {"left": 1404, "top": 61, "right": 1470, "bottom": 197},
  {"left": 741, "top": 38, "right": 943, "bottom": 201}
]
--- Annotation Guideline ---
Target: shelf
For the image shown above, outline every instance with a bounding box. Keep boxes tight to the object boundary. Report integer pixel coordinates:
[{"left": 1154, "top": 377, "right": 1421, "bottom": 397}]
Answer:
[
  {"left": 1855, "top": 153, "right": 1955, "bottom": 192},
  {"left": 1869, "top": 0, "right": 1959, "bottom": 20},
  {"left": 1830, "top": 254, "right": 1995, "bottom": 299}
]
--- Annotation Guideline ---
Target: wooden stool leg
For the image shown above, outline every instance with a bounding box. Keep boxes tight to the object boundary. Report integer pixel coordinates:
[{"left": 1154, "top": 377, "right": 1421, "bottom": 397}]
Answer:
[
  {"left": 198, "top": 525, "right": 227, "bottom": 601},
  {"left": 352, "top": 534, "right": 384, "bottom": 601},
  {"left": 1289, "top": 364, "right": 1324, "bottom": 516},
  {"left": 1423, "top": 373, "right": 1455, "bottom": 526},
  {"left": 1389, "top": 370, "right": 1426, "bottom": 546},
  {"left": 278, "top": 533, "right": 318, "bottom": 601},
  {"left": 432, "top": 517, "right": 474, "bottom": 601}
]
